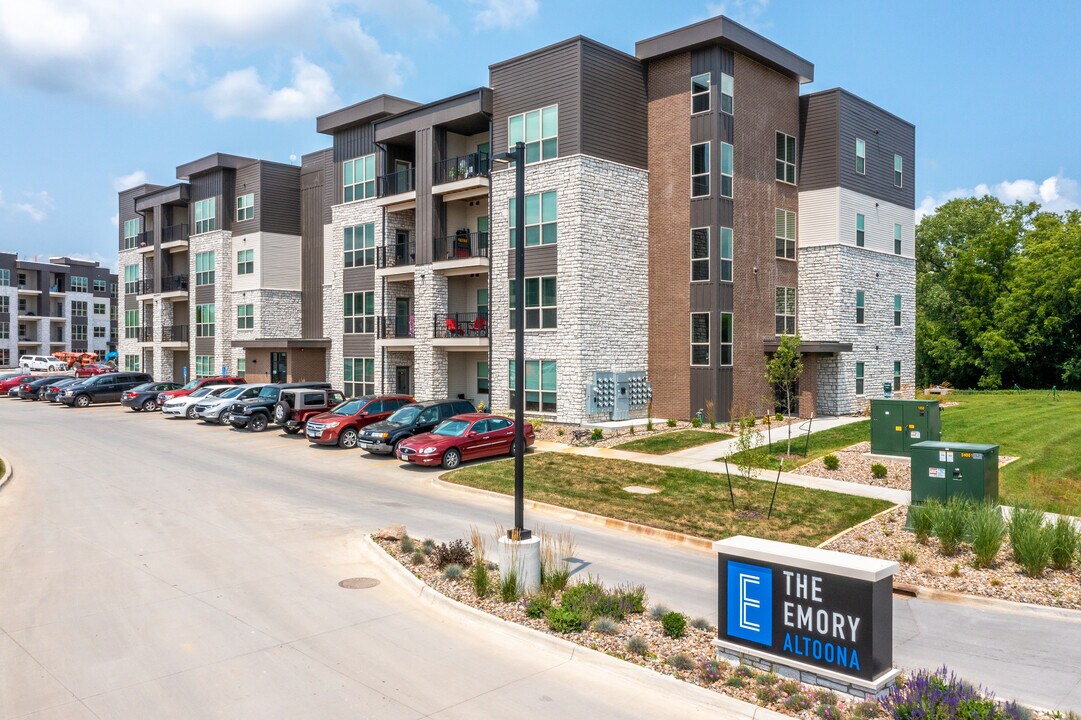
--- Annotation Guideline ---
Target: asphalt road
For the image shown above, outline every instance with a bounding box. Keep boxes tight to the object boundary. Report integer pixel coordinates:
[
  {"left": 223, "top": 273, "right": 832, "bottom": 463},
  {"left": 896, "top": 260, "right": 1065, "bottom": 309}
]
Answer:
[{"left": 0, "top": 398, "right": 1078, "bottom": 716}]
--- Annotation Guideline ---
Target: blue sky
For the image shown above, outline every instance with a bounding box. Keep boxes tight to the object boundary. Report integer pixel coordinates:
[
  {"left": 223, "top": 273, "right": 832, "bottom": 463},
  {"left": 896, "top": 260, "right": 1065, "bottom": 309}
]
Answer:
[{"left": 0, "top": 0, "right": 1078, "bottom": 268}]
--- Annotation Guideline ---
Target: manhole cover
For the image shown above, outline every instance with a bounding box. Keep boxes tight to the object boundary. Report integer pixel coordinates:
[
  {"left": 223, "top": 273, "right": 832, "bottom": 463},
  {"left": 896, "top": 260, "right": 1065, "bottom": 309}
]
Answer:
[
  {"left": 339, "top": 577, "right": 380, "bottom": 589},
  {"left": 623, "top": 486, "right": 660, "bottom": 495}
]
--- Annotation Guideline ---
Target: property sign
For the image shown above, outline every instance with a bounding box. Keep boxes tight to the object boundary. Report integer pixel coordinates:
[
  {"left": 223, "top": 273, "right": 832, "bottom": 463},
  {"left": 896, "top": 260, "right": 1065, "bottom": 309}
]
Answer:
[{"left": 715, "top": 536, "right": 898, "bottom": 684}]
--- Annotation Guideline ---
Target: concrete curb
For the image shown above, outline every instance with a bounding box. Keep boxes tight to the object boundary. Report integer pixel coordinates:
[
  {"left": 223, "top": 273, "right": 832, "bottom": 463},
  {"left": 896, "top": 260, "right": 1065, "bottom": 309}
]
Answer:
[
  {"left": 359, "top": 535, "right": 790, "bottom": 720},
  {"left": 432, "top": 477, "right": 715, "bottom": 554},
  {"left": 0, "top": 453, "right": 12, "bottom": 493},
  {"left": 894, "top": 583, "right": 1081, "bottom": 621}
]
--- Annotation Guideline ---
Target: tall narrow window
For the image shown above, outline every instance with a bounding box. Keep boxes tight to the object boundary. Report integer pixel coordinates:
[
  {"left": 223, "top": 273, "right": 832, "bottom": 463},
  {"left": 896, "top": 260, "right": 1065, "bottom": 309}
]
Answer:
[
  {"left": 509, "top": 276, "right": 557, "bottom": 329},
  {"left": 124, "top": 264, "right": 139, "bottom": 294},
  {"left": 195, "top": 303, "right": 215, "bottom": 337},
  {"left": 344, "top": 154, "right": 376, "bottom": 201},
  {"left": 855, "top": 138, "right": 866, "bottom": 174},
  {"left": 194, "top": 198, "right": 216, "bottom": 234},
  {"left": 344, "top": 291, "right": 375, "bottom": 333},
  {"left": 720, "top": 142, "right": 734, "bottom": 198},
  {"left": 195, "top": 356, "right": 213, "bottom": 378},
  {"left": 477, "top": 361, "right": 489, "bottom": 394},
  {"left": 195, "top": 251, "right": 215, "bottom": 285},
  {"left": 691, "top": 228, "right": 709, "bottom": 281},
  {"left": 720, "top": 72, "right": 734, "bottom": 114},
  {"left": 856, "top": 213, "right": 865, "bottom": 247},
  {"left": 856, "top": 290, "right": 865, "bottom": 325},
  {"left": 690, "top": 313, "right": 710, "bottom": 366},
  {"left": 855, "top": 362, "right": 865, "bottom": 395},
  {"left": 691, "top": 142, "right": 710, "bottom": 197},
  {"left": 894, "top": 154, "right": 903, "bottom": 188},
  {"left": 124, "top": 309, "right": 139, "bottom": 338},
  {"left": 508, "top": 105, "right": 558, "bottom": 164},
  {"left": 719, "top": 227, "right": 733, "bottom": 281},
  {"left": 510, "top": 191, "right": 557, "bottom": 248},
  {"left": 509, "top": 360, "right": 557, "bottom": 413},
  {"left": 893, "top": 361, "right": 902, "bottom": 393},
  {"left": 894, "top": 295, "right": 902, "bottom": 327},
  {"left": 344, "top": 223, "right": 376, "bottom": 267},
  {"left": 720, "top": 312, "right": 733, "bottom": 366},
  {"left": 775, "top": 287, "right": 796, "bottom": 334},
  {"left": 236, "top": 193, "right": 254, "bottom": 221},
  {"left": 775, "top": 209, "right": 796, "bottom": 259},
  {"left": 123, "top": 218, "right": 140, "bottom": 250},
  {"left": 691, "top": 73, "right": 710, "bottom": 113},
  {"left": 125, "top": 355, "right": 140, "bottom": 372},
  {"left": 775, "top": 132, "right": 796, "bottom": 184},
  {"left": 237, "top": 303, "right": 254, "bottom": 330},
  {"left": 344, "top": 358, "right": 375, "bottom": 396},
  {"left": 894, "top": 223, "right": 903, "bottom": 255}
]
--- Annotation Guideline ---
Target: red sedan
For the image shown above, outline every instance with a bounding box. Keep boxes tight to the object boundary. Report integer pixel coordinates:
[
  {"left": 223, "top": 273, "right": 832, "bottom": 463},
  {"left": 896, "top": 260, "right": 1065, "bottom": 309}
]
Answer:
[
  {"left": 74, "top": 363, "right": 116, "bottom": 379},
  {"left": 0, "top": 374, "right": 34, "bottom": 397},
  {"left": 396, "top": 413, "right": 535, "bottom": 469}
]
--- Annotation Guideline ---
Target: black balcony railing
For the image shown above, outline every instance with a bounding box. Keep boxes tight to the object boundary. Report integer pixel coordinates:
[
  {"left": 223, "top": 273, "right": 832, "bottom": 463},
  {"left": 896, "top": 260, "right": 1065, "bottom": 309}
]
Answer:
[
  {"left": 139, "top": 278, "right": 155, "bottom": 294},
  {"left": 434, "top": 312, "right": 489, "bottom": 339},
  {"left": 378, "top": 315, "right": 416, "bottom": 339},
  {"left": 161, "top": 223, "right": 190, "bottom": 243},
  {"left": 162, "top": 324, "right": 189, "bottom": 343},
  {"left": 377, "top": 167, "right": 415, "bottom": 197},
  {"left": 434, "top": 152, "right": 490, "bottom": 185},
  {"left": 376, "top": 241, "right": 416, "bottom": 269},
  {"left": 138, "top": 326, "right": 154, "bottom": 342},
  {"left": 433, "top": 231, "right": 489, "bottom": 262},
  {"left": 137, "top": 231, "right": 154, "bottom": 248},
  {"left": 162, "top": 274, "right": 189, "bottom": 292}
]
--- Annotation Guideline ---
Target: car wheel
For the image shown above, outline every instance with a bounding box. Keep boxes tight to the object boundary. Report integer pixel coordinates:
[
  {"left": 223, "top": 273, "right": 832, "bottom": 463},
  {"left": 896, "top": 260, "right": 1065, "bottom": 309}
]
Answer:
[
  {"left": 249, "top": 414, "right": 268, "bottom": 432},
  {"left": 37, "top": 390, "right": 45, "bottom": 400},
  {"left": 142, "top": 399, "right": 156, "bottom": 412},
  {"left": 185, "top": 405, "right": 197, "bottom": 419},
  {"left": 338, "top": 428, "right": 358, "bottom": 448},
  {"left": 217, "top": 409, "right": 229, "bottom": 424},
  {"left": 273, "top": 401, "right": 290, "bottom": 424},
  {"left": 441, "top": 448, "right": 462, "bottom": 469},
  {"left": 75, "top": 395, "right": 90, "bottom": 408},
  {"left": 284, "top": 426, "right": 301, "bottom": 435}
]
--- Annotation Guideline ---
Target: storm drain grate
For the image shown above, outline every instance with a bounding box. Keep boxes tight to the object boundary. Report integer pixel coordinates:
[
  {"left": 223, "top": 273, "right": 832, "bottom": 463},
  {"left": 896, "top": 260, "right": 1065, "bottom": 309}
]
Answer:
[{"left": 339, "top": 577, "right": 381, "bottom": 590}]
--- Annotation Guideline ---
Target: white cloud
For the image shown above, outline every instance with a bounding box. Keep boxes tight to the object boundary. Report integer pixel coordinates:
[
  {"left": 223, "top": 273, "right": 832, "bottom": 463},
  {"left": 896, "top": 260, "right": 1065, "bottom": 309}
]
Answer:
[
  {"left": 202, "top": 55, "right": 340, "bottom": 121},
  {"left": 916, "top": 173, "right": 1081, "bottom": 222},
  {"left": 350, "top": 0, "right": 449, "bottom": 36},
  {"left": 113, "top": 170, "right": 147, "bottom": 192},
  {"left": 706, "top": 0, "right": 770, "bottom": 26},
  {"left": 471, "top": 0, "right": 538, "bottom": 29},
  {"left": 12, "top": 191, "right": 54, "bottom": 222},
  {"left": 327, "top": 18, "right": 410, "bottom": 91},
  {"left": 110, "top": 213, "right": 119, "bottom": 228}
]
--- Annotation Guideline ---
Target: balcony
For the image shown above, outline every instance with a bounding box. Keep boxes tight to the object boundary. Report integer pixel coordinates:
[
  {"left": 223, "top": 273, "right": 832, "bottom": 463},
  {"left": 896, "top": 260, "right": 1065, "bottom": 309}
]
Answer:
[
  {"left": 433, "top": 152, "right": 490, "bottom": 200},
  {"left": 137, "top": 231, "right": 155, "bottom": 253},
  {"left": 433, "top": 231, "right": 489, "bottom": 274},
  {"left": 161, "top": 224, "right": 190, "bottom": 249},
  {"left": 137, "top": 278, "right": 156, "bottom": 297},
  {"left": 377, "top": 315, "right": 416, "bottom": 348},
  {"left": 16, "top": 284, "right": 41, "bottom": 295},
  {"left": 375, "top": 241, "right": 416, "bottom": 281},
  {"left": 374, "top": 167, "right": 417, "bottom": 210},
  {"left": 433, "top": 312, "right": 488, "bottom": 350},
  {"left": 161, "top": 274, "right": 189, "bottom": 298},
  {"left": 138, "top": 326, "right": 154, "bottom": 343},
  {"left": 162, "top": 324, "right": 189, "bottom": 346}
]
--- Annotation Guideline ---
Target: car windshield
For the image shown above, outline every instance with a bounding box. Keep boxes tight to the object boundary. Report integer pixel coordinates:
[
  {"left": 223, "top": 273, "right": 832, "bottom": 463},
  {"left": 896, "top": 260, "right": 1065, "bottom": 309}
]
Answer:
[
  {"left": 219, "top": 386, "right": 247, "bottom": 399},
  {"left": 331, "top": 399, "right": 366, "bottom": 416},
  {"left": 180, "top": 380, "right": 201, "bottom": 390},
  {"left": 433, "top": 419, "right": 471, "bottom": 438},
  {"left": 258, "top": 386, "right": 280, "bottom": 400},
  {"left": 189, "top": 387, "right": 213, "bottom": 398},
  {"left": 387, "top": 406, "right": 421, "bottom": 425}
]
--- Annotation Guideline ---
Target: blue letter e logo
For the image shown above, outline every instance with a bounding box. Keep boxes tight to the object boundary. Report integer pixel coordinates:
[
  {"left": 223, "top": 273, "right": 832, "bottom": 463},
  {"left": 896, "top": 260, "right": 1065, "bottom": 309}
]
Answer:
[{"left": 727, "top": 560, "right": 772, "bottom": 647}]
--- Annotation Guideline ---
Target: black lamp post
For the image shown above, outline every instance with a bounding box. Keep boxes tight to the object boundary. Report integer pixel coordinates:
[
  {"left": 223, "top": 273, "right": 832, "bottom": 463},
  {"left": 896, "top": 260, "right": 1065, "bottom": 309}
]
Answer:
[{"left": 492, "top": 141, "right": 529, "bottom": 541}]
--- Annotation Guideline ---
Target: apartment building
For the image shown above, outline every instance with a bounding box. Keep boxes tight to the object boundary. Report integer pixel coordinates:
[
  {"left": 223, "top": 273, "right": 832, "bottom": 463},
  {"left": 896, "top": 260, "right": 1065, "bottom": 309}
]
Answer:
[
  {"left": 0, "top": 253, "right": 117, "bottom": 367},
  {"left": 118, "top": 15, "right": 915, "bottom": 423}
]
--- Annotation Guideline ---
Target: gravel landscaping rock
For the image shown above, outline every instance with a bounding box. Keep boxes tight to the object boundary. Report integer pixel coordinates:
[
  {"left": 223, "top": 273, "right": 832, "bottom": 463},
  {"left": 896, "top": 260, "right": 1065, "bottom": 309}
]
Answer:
[
  {"left": 799, "top": 442, "right": 911, "bottom": 489},
  {"left": 533, "top": 417, "right": 799, "bottom": 449}
]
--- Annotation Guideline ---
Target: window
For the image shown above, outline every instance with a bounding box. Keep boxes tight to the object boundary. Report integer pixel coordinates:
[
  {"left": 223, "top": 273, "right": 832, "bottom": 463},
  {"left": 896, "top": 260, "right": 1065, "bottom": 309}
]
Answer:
[
  {"left": 18, "top": 298, "right": 25, "bottom": 313},
  {"left": 0, "top": 297, "right": 6, "bottom": 313},
  {"left": 691, "top": 142, "right": 710, "bottom": 197},
  {"left": 237, "top": 249, "right": 254, "bottom": 275},
  {"left": 477, "top": 289, "right": 489, "bottom": 318},
  {"left": 0, "top": 350, "right": 7, "bottom": 367},
  {"left": 72, "top": 301, "right": 87, "bottom": 317},
  {"left": 690, "top": 313, "right": 709, "bottom": 366},
  {"left": 194, "top": 198, "right": 216, "bottom": 234},
  {"left": 894, "top": 154, "right": 903, "bottom": 188},
  {"left": 125, "top": 355, "right": 140, "bottom": 372},
  {"left": 110, "top": 282, "right": 117, "bottom": 296},
  {"left": 477, "top": 361, "right": 489, "bottom": 394},
  {"left": 720, "top": 72, "right": 734, "bottom": 114},
  {"left": 856, "top": 362, "right": 865, "bottom": 396},
  {"left": 691, "top": 73, "right": 710, "bottom": 113},
  {"left": 855, "top": 138, "right": 866, "bottom": 174},
  {"left": 344, "top": 358, "right": 375, "bottom": 396},
  {"left": 195, "top": 303, "right": 215, "bottom": 337},
  {"left": 775, "top": 287, "right": 796, "bottom": 335},
  {"left": 691, "top": 228, "right": 709, "bottom": 281},
  {"left": 0, "top": 269, "right": 7, "bottom": 286},
  {"left": 508, "top": 105, "right": 558, "bottom": 164},
  {"left": 70, "top": 276, "right": 88, "bottom": 292},
  {"left": 509, "top": 276, "right": 557, "bottom": 329},
  {"left": 94, "top": 302, "right": 105, "bottom": 315},
  {"left": 94, "top": 279, "right": 106, "bottom": 293},
  {"left": 0, "top": 322, "right": 7, "bottom": 339},
  {"left": 894, "top": 295, "right": 902, "bottom": 327},
  {"left": 236, "top": 193, "right": 254, "bottom": 221},
  {"left": 195, "top": 251, "right": 215, "bottom": 285},
  {"left": 344, "top": 223, "right": 376, "bottom": 267},
  {"left": 720, "top": 142, "right": 734, "bottom": 198},
  {"left": 124, "top": 309, "right": 140, "bottom": 338},
  {"left": 719, "top": 227, "right": 733, "bottom": 281},
  {"left": 775, "top": 209, "right": 796, "bottom": 259},
  {"left": 72, "top": 325, "right": 87, "bottom": 342},
  {"left": 775, "top": 132, "right": 796, "bottom": 184},
  {"left": 856, "top": 213, "right": 865, "bottom": 247},
  {"left": 894, "top": 223, "right": 902, "bottom": 255},
  {"left": 124, "top": 264, "right": 139, "bottom": 294},
  {"left": 343, "top": 154, "right": 376, "bottom": 202},
  {"left": 720, "top": 312, "right": 733, "bottom": 366},
  {"left": 237, "top": 303, "right": 254, "bottom": 330},
  {"left": 344, "top": 291, "right": 375, "bottom": 333},
  {"left": 93, "top": 326, "right": 105, "bottom": 338},
  {"left": 237, "top": 358, "right": 246, "bottom": 378},
  {"left": 509, "top": 191, "right": 557, "bottom": 247},
  {"left": 123, "top": 218, "right": 140, "bottom": 250},
  {"left": 195, "top": 355, "right": 213, "bottom": 378},
  {"left": 509, "top": 359, "right": 557, "bottom": 413},
  {"left": 893, "top": 361, "right": 902, "bottom": 393},
  {"left": 856, "top": 290, "right": 865, "bottom": 325}
]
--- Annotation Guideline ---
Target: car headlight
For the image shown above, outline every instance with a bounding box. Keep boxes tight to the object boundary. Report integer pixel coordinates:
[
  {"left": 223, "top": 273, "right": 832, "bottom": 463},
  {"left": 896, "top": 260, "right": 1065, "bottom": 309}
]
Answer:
[
  {"left": 380, "top": 432, "right": 389, "bottom": 439},
  {"left": 322, "top": 421, "right": 340, "bottom": 428},
  {"left": 419, "top": 447, "right": 438, "bottom": 455}
]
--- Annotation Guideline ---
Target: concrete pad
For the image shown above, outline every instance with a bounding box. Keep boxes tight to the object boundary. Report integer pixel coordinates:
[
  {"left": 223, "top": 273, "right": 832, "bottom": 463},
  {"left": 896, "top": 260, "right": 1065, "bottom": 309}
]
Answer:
[
  {"left": 0, "top": 633, "right": 74, "bottom": 719},
  {"left": 135, "top": 538, "right": 316, "bottom": 595},
  {"left": 11, "top": 703, "right": 99, "bottom": 720}
]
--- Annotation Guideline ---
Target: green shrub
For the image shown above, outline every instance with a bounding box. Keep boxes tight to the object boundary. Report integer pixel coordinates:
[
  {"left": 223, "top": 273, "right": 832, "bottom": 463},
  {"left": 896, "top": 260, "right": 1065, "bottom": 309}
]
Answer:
[
  {"left": 590, "top": 617, "right": 619, "bottom": 635},
  {"left": 545, "top": 606, "right": 582, "bottom": 633},
  {"left": 911, "top": 501, "right": 938, "bottom": 544},
  {"left": 756, "top": 671, "right": 779, "bottom": 686},
  {"left": 691, "top": 416, "right": 702, "bottom": 428},
  {"left": 499, "top": 568, "right": 521, "bottom": 602},
  {"left": 1008, "top": 505, "right": 1045, "bottom": 562},
  {"left": 778, "top": 679, "right": 801, "bottom": 695},
  {"left": 471, "top": 561, "right": 491, "bottom": 597},
  {"left": 560, "top": 580, "right": 630, "bottom": 622},
  {"left": 815, "top": 703, "right": 842, "bottom": 719},
  {"left": 969, "top": 503, "right": 1005, "bottom": 568},
  {"left": 648, "top": 604, "right": 671, "bottom": 621},
  {"left": 615, "top": 584, "right": 647, "bottom": 614},
  {"left": 625, "top": 635, "right": 649, "bottom": 655},
  {"left": 421, "top": 538, "right": 436, "bottom": 555},
  {"left": 813, "top": 689, "right": 838, "bottom": 706},
  {"left": 735, "top": 664, "right": 755, "bottom": 678},
  {"left": 667, "top": 653, "right": 696, "bottom": 671},
  {"left": 661, "top": 611, "right": 687, "bottom": 638},
  {"left": 662, "top": 418, "right": 675, "bottom": 427},
  {"left": 725, "top": 676, "right": 744, "bottom": 688},
  {"left": 871, "top": 463, "right": 888, "bottom": 479},
  {"left": 775, "top": 412, "right": 784, "bottom": 421},
  {"left": 591, "top": 427, "right": 604, "bottom": 441},
  {"left": 1010, "top": 508, "right": 1054, "bottom": 577},
  {"left": 433, "top": 539, "right": 473, "bottom": 569},
  {"left": 400, "top": 535, "right": 415, "bottom": 553},
  {"left": 442, "top": 564, "right": 464, "bottom": 580},
  {"left": 822, "top": 454, "right": 840, "bottom": 470},
  {"left": 932, "top": 497, "right": 969, "bottom": 555},
  {"left": 849, "top": 700, "right": 882, "bottom": 719},
  {"left": 525, "top": 593, "right": 552, "bottom": 618},
  {"left": 900, "top": 547, "right": 918, "bottom": 564},
  {"left": 556, "top": 427, "right": 565, "bottom": 436},
  {"left": 784, "top": 694, "right": 812, "bottom": 712},
  {"left": 700, "top": 659, "right": 724, "bottom": 684},
  {"left": 527, "top": 417, "right": 544, "bottom": 432},
  {"left": 410, "top": 549, "right": 426, "bottom": 565},
  {"left": 1050, "top": 517, "right": 1080, "bottom": 571},
  {"left": 690, "top": 616, "right": 713, "bottom": 631}
]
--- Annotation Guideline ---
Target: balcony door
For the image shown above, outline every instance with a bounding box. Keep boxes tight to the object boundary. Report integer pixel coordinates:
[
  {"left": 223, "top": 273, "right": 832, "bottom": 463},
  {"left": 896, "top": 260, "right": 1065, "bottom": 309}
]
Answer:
[
  {"left": 394, "top": 160, "right": 412, "bottom": 194},
  {"left": 270, "top": 352, "right": 287, "bottom": 383},
  {"left": 395, "top": 298, "right": 411, "bottom": 338}
]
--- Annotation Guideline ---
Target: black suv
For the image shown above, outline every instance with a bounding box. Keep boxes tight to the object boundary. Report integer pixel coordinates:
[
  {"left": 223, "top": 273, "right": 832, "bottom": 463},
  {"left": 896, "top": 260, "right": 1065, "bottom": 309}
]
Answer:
[
  {"left": 357, "top": 399, "right": 476, "bottom": 455},
  {"left": 227, "top": 382, "right": 331, "bottom": 432},
  {"left": 59, "top": 372, "right": 153, "bottom": 407}
]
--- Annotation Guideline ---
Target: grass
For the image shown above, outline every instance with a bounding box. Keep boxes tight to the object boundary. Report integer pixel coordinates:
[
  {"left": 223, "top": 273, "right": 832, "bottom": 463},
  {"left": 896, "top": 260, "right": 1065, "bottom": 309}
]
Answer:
[
  {"left": 443, "top": 453, "right": 891, "bottom": 545},
  {"left": 723, "top": 421, "right": 870, "bottom": 471},
  {"left": 615, "top": 430, "right": 732, "bottom": 455}
]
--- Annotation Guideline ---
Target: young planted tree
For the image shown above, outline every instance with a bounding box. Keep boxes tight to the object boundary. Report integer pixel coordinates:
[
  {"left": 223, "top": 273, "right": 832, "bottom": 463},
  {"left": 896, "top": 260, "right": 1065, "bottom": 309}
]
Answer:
[{"left": 766, "top": 334, "right": 804, "bottom": 457}]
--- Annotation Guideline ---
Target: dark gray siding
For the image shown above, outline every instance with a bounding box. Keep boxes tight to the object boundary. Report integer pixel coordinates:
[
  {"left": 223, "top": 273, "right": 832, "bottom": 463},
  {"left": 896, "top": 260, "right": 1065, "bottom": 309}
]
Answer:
[
  {"left": 342, "top": 269, "right": 375, "bottom": 293},
  {"left": 415, "top": 127, "right": 434, "bottom": 265},
  {"left": 491, "top": 41, "right": 581, "bottom": 157},
  {"left": 301, "top": 150, "right": 331, "bottom": 339},
  {"left": 189, "top": 169, "right": 236, "bottom": 232},
  {"left": 506, "top": 245, "right": 557, "bottom": 278},
  {"left": 332, "top": 124, "right": 379, "bottom": 206},
  {"left": 343, "top": 334, "right": 374, "bottom": 357},
  {"left": 580, "top": 43, "right": 648, "bottom": 169},
  {"left": 690, "top": 366, "right": 732, "bottom": 420},
  {"left": 233, "top": 162, "right": 260, "bottom": 236},
  {"left": 797, "top": 91, "right": 840, "bottom": 192},
  {"left": 259, "top": 163, "right": 301, "bottom": 235},
  {"left": 837, "top": 91, "right": 915, "bottom": 209}
]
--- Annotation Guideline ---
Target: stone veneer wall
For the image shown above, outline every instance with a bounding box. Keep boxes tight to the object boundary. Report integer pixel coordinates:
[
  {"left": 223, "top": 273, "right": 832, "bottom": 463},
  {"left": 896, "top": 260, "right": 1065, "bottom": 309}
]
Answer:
[
  {"left": 0, "top": 286, "right": 17, "bottom": 366},
  {"left": 117, "top": 248, "right": 142, "bottom": 368},
  {"left": 488, "top": 154, "right": 649, "bottom": 425},
  {"left": 325, "top": 201, "right": 381, "bottom": 390},
  {"left": 189, "top": 230, "right": 235, "bottom": 376}
]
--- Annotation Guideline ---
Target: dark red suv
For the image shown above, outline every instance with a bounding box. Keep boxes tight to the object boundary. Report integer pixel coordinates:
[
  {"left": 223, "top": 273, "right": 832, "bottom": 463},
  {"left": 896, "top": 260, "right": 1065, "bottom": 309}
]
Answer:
[
  {"left": 74, "top": 363, "right": 116, "bottom": 379},
  {"left": 304, "top": 395, "right": 414, "bottom": 448}
]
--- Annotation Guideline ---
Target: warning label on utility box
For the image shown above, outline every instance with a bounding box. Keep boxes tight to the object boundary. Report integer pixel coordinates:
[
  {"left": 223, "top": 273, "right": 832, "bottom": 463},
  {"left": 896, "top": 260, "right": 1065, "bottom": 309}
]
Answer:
[{"left": 929, "top": 468, "right": 946, "bottom": 478}]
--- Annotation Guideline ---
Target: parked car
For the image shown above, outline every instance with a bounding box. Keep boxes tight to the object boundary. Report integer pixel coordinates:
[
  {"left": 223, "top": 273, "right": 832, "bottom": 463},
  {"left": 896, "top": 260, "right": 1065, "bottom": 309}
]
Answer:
[
  {"left": 0, "top": 374, "right": 34, "bottom": 396},
  {"left": 274, "top": 388, "right": 347, "bottom": 434},
  {"left": 121, "top": 381, "right": 184, "bottom": 412},
  {"left": 75, "top": 363, "right": 117, "bottom": 379},
  {"left": 227, "top": 382, "right": 331, "bottom": 432},
  {"left": 193, "top": 384, "right": 268, "bottom": 424},
  {"left": 58, "top": 372, "right": 153, "bottom": 407},
  {"left": 44, "top": 377, "right": 86, "bottom": 402},
  {"left": 161, "top": 385, "right": 236, "bottom": 418},
  {"left": 357, "top": 399, "right": 476, "bottom": 455},
  {"left": 19, "top": 355, "right": 67, "bottom": 372},
  {"left": 305, "top": 395, "right": 415, "bottom": 448},
  {"left": 156, "top": 376, "right": 246, "bottom": 407},
  {"left": 397, "top": 414, "right": 535, "bottom": 469},
  {"left": 16, "top": 375, "right": 68, "bottom": 400}
]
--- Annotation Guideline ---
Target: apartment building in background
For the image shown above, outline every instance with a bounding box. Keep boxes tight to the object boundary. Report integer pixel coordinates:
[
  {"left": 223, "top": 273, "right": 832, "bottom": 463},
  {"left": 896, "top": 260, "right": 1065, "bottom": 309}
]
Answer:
[
  {"left": 116, "top": 15, "right": 916, "bottom": 422},
  {"left": 0, "top": 253, "right": 117, "bottom": 368}
]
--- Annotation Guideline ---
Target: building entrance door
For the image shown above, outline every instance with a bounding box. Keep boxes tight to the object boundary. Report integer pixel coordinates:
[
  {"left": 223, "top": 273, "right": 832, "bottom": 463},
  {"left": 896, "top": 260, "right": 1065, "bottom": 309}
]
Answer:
[
  {"left": 271, "top": 352, "right": 288, "bottom": 383},
  {"left": 396, "top": 366, "right": 411, "bottom": 395}
]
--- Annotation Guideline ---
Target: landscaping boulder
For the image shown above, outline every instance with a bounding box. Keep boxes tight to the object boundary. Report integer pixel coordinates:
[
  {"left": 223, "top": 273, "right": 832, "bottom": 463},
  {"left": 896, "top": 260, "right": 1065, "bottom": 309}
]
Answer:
[{"left": 374, "top": 523, "right": 407, "bottom": 541}]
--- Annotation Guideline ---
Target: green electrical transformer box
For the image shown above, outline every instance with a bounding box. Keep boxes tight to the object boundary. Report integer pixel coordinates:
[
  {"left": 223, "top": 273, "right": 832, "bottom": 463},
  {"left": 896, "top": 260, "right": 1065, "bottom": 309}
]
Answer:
[
  {"left": 910, "top": 441, "right": 999, "bottom": 504},
  {"left": 869, "top": 399, "right": 941, "bottom": 456}
]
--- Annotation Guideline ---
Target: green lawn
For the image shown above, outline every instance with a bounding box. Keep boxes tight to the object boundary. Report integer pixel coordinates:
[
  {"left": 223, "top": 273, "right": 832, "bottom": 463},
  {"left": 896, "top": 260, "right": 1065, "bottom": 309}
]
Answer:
[
  {"left": 723, "top": 421, "right": 870, "bottom": 472},
  {"left": 615, "top": 429, "right": 732, "bottom": 455},
  {"left": 444, "top": 453, "right": 891, "bottom": 546}
]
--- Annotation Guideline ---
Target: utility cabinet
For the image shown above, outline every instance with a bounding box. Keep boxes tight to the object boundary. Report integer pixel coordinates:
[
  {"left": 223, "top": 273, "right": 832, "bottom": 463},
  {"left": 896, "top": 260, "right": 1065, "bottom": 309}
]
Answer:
[
  {"left": 870, "top": 399, "right": 941, "bottom": 456},
  {"left": 910, "top": 441, "right": 999, "bottom": 504}
]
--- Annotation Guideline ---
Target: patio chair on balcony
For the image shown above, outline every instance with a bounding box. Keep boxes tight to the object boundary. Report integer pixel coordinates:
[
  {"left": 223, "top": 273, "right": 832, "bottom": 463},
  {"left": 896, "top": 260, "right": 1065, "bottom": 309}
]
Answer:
[
  {"left": 470, "top": 316, "right": 487, "bottom": 337},
  {"left": 445, "top": 317, "right": 464, "bottom": 337}
]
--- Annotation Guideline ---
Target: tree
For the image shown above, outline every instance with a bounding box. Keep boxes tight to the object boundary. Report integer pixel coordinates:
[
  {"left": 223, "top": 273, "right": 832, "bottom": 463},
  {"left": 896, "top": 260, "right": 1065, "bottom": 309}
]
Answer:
[{"left": 765, "top": 334, "right": 803, "bottom": 457}]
